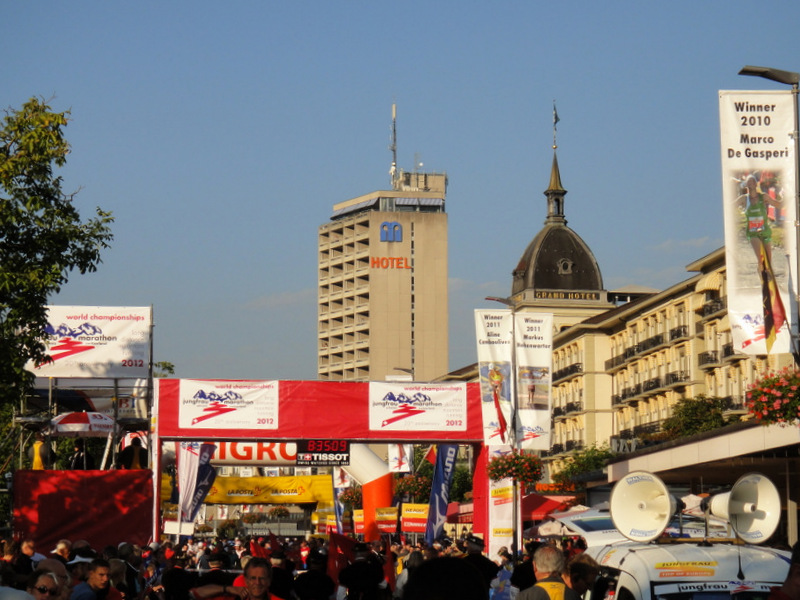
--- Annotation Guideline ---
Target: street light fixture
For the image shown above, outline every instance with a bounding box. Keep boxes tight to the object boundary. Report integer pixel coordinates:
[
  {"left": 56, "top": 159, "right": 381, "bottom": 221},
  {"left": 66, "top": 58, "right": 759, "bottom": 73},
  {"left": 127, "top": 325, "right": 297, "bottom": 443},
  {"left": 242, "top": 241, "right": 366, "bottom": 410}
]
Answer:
[{"left": 739, "top": 65, "right": 800, "bottom": 363}]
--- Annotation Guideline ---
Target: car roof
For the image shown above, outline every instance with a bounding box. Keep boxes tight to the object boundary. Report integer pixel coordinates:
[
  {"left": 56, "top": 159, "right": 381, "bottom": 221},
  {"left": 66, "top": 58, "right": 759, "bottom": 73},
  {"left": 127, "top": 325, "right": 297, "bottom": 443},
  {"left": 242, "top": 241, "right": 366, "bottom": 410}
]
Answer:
[{"left": 586, "top": 541, "right": 790, "bottom": 593}]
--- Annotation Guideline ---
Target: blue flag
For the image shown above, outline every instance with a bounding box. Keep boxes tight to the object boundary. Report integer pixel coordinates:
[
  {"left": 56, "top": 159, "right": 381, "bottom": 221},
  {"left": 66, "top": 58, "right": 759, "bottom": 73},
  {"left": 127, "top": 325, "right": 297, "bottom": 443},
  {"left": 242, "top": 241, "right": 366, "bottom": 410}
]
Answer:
[{"left": 424, "top": 444, "right": 458, "bottom": 544}]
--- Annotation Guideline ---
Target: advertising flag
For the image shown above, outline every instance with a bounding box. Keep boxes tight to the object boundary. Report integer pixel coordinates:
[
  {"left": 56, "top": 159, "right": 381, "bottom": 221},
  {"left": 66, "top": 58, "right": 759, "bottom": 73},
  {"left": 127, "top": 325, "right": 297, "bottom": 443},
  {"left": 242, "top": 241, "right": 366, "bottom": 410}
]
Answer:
[
  {"left": 424, "top": 444, "right": 458, "bottom": 544},
  {"left": 513, "top": 313, "right": 553, "bottom": 450},
  {"left": 388, "top": 444, "right": 413, "bottom": 473},
  {"left": 401, "top": 503, "right": 429, "bottom": 533},
  {"left": 186, "top": 443, "right": 217, "bottom": 522},
  {"left": 720, "top": 90, "right": 798, "bottom": 354},
  {"left": 475, "top": 310, "right": 514, "bottom": 445}
]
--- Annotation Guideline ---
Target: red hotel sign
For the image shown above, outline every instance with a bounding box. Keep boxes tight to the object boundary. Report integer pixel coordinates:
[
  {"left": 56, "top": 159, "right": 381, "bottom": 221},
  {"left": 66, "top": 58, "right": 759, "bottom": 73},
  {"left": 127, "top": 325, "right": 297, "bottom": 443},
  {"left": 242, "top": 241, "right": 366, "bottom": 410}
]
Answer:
[{"left": 371, "top": 257, "right": 412, "bottom": 269}]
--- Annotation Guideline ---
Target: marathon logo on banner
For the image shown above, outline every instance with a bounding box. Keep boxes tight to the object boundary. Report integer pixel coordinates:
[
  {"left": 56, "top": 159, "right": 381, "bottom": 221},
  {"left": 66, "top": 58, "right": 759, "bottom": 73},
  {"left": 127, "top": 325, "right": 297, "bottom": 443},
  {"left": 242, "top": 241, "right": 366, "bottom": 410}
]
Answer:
[{"left": 178, "top": 379, "right": 279, "bottom": 430}]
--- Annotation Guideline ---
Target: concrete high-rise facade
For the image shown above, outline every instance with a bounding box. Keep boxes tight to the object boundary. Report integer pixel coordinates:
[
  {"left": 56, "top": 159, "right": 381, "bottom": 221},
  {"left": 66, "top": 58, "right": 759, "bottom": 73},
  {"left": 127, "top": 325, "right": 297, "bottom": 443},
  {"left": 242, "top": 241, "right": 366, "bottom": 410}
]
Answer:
[{"left": 317, "top": 171, "right": 449, "bottom": 381}]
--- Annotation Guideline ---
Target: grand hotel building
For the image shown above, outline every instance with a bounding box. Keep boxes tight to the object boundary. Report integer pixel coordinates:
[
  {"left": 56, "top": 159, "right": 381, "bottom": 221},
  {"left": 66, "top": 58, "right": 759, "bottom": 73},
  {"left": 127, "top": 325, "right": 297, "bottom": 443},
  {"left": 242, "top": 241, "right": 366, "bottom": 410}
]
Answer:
[{"left": 435, "top": 147, "right": 795, "bottom": 481}]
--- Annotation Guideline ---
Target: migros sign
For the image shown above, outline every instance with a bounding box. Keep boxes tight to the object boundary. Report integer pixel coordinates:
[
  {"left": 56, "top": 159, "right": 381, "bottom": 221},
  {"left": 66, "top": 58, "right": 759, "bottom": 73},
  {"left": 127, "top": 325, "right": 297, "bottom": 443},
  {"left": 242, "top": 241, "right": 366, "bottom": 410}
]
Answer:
[{"left": 374, "top": 221, "right": 411, "bottom": 270}]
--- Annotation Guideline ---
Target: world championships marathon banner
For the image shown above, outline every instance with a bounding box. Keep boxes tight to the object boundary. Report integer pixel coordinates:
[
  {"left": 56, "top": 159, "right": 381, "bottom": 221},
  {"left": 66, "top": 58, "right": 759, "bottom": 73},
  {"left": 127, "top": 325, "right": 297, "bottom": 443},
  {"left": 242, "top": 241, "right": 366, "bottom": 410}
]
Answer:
[
  {"left": 720, "top": 90, "right": 798, "bottom": 354},
  {"left": 368, "top": 382, "right": 467, "bottom": 432},
  {"left": 178, "top": 379, "right": 279, "bottom": 430},
  {"left": 29, "top": 306, "right": 152, "bottom": 378}
]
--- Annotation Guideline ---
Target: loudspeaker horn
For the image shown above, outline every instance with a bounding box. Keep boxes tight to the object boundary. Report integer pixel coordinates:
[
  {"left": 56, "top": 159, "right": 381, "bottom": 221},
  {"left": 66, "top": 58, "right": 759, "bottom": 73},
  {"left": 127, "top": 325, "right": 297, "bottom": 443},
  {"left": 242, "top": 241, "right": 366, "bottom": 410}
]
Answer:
[
  {"left": 610, "top": 471, "right": 677, "bottom": 543},
  {"left": 707, "top": 472, "right": 781, "bottom": 544}
]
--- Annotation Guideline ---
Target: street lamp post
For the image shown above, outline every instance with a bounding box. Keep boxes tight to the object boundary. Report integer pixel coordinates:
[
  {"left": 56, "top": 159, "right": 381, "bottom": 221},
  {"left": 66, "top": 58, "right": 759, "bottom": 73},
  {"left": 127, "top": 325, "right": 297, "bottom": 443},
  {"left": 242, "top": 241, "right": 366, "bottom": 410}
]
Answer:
[
  {"left": 739, "top": 65, "right": 800, "bottom": 362},
  {"left": 485, "top": 295, "right": 522, "bottom": 560}
]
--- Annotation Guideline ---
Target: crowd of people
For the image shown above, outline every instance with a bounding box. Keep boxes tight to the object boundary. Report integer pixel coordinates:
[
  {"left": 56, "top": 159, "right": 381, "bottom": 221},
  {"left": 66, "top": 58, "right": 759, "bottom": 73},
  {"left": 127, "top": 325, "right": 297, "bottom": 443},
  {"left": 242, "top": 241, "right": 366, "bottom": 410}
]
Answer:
[{"left": 0, "top": 533, "right": 599, "bottom": 600}]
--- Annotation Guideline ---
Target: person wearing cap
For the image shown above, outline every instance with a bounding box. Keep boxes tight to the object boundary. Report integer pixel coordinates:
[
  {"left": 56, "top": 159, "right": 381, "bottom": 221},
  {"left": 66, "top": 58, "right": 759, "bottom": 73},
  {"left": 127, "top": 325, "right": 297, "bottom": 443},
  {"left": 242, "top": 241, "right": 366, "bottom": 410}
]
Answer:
[
  {"left": 461, "top": 535, "right": 500, "bottom": 597},
  {"left": 769, "top": 542, "right": 800, "bottom": 600},
  {"left": 293, "top": 550, "right": 335, "bottom": 600},
  {"left": 517, "top": 545, "right": 578, "bottom": 600}
]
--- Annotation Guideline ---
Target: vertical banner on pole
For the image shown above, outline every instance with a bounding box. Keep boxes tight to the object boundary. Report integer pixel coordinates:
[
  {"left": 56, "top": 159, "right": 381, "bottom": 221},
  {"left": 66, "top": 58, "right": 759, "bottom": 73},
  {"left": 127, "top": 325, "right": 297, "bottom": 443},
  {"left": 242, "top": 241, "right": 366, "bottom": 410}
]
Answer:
[
  {"left": 720, "top": 89, "right": 798, "bottom": 354},
  {"left": 424, "top": 444, "right": 458, "bottom": 545},
  {"left": 514, "top": 313, "right": 553, "bottom": 450},
  {"left": 487, "top": 446, "right": 514, "bottom": 559},
  {"left": 475, "top": 310, "right": 514, "bottom": 446}
]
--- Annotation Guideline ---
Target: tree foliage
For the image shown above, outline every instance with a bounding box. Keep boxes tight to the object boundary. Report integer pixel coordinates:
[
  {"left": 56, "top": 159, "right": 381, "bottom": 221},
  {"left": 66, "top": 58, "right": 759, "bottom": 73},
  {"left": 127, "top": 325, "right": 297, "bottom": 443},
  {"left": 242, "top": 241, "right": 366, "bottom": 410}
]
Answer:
[
  {"left": 661, "top": 395, "right": 736, "bottom": 439},
  {"left": 552, "top": 444, "right": 615, "bottom": 487},
  {"left": 0, "top": 97, "right": 113, "bottom": 405}
]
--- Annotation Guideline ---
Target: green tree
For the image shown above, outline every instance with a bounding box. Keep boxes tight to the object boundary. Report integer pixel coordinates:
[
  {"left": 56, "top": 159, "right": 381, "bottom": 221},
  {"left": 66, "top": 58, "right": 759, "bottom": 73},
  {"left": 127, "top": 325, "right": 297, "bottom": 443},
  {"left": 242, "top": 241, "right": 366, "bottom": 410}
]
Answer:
[
  {"left": 553, "top": 443, "right": 615, "bottom": 488},
  {"left": 660, "top": 395, "right": 736, "bottom": 439},
  {"left": 154, "top": 361, "right": 176, "bottom": 378},
  {"left": 0, "top": 97, "right": 113, "bottom": 406}
]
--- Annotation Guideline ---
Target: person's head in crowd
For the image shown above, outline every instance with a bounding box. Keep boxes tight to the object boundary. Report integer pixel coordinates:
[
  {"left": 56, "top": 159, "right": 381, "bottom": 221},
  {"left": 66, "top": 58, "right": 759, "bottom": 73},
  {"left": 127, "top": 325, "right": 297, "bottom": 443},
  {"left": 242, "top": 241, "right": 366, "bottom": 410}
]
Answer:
[
  {"left": 26, "top": 570, "right": 60, "bottom": 600},
  {"left": 37, "top": 559, "right": 70, "bottom": 600},
  {"left": 21, "top": 539, "right": 36, "bottom": 558},
  {"left": 108, "top": 559, "right": 126, "bottom": 589},
  {"left": 243, "top": 557, "right": 272, "bottom": 600},
  {"left": 403, "top": 557, "right": 487, "bottom": 600},
  {"left": 533, "top": 545, "right": 566, "bottom": 580},
  {"left": 51, "top": 540, "right": 72, "bottom": 564},
  {"left": 565, "top": 553, "right": 600, "bottom": 596},
  {"left": 85, "top": 559, "right": 110, "bottom": 593}
]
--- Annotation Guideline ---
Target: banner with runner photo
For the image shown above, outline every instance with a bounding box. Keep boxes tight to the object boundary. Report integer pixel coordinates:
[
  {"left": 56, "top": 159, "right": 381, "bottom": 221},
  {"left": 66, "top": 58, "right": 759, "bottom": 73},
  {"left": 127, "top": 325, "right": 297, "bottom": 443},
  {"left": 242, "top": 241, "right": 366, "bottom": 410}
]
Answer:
[
  {"left": 720, "top": 90, "right": 798, "bottom": 354},
  {"left": 514, "top": 313, "right": 553, "bottom": 450},
  {"left": 475, "top": 310, "right": 514, "bottom": 446}
]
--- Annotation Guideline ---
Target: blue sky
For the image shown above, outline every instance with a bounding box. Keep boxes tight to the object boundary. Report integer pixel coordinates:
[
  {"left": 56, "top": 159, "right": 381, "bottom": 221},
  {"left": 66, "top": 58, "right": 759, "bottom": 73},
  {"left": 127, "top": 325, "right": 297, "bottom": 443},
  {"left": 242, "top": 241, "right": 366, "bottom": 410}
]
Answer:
[{"left": 5, "top": 2, "right": 800, "bottom": 380}]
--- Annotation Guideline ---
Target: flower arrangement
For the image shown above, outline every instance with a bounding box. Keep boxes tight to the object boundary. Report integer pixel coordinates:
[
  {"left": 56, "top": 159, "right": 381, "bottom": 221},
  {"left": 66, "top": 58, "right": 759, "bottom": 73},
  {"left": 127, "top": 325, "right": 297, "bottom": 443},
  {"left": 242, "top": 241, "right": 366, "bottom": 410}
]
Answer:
[
  {"left": 267, "top": 506, "right": 290, "bottom": 519},
  {"left": 487, "top": 451, "right": 543, "bottom": 488},
  {"left": 394, "top": 474, "right": 432, "bottom": 502},
  {"left": 338, "top": 486, "right": 363, "bottom": 509},
  {"left": 746, "top": 367, "right": 800, "bottom": 425},
  {"left": 242, "top": 513, "right": 263, "bottom": 524}
]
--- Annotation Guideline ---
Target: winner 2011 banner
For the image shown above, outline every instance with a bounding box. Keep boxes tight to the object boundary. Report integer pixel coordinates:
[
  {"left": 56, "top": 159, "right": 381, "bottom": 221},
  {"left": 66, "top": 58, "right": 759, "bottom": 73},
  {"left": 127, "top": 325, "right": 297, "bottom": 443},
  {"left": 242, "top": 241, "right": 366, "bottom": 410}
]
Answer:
[{"left": 474, "top": 310, "right": 553, "bottom": 450}]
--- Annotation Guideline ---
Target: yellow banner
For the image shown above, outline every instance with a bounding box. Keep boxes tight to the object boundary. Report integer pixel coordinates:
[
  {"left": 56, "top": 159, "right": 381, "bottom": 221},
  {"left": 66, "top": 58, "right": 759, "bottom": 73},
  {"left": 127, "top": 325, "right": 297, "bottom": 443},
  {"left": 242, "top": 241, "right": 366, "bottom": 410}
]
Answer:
[{"left": 204, "top": 475, "right": 334, "bottom": 504}]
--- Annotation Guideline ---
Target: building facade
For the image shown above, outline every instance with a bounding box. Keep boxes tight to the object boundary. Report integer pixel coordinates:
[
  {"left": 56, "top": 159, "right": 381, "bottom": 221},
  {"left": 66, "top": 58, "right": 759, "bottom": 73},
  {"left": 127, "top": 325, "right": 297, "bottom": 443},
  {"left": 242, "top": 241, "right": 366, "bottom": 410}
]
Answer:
[{"left": 317, "top": 171, "right": 449, "bottom": 381}]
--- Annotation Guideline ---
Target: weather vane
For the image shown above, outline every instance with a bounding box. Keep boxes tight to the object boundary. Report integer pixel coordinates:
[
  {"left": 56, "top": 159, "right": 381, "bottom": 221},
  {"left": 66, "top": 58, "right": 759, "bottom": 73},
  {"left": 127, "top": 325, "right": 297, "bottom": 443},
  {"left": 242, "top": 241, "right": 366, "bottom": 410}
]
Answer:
[{"left": 553, "top": 100, "right": 559, "bottom": 149}]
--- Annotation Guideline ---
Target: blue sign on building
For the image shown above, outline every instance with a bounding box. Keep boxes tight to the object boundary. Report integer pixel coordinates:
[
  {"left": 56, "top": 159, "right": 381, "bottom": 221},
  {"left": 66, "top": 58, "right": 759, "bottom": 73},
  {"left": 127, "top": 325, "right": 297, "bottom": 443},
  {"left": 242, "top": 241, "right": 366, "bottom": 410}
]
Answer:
[{"left": 380, "top": 222, "right": 402, "bottom": 242}]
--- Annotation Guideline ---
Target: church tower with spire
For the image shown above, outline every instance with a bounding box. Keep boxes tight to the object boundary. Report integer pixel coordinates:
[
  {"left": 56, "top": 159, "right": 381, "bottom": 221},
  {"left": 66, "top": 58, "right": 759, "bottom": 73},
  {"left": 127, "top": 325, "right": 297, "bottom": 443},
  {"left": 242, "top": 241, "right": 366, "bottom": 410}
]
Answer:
[{"left": 510, "top": 138, "right": 613, "bottom": 332}]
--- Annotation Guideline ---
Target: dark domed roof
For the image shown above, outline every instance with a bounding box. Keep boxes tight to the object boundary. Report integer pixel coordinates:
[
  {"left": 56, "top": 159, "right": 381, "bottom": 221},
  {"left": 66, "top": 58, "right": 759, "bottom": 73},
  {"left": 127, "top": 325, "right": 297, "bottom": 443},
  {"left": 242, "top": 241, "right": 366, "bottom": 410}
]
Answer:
[{"left": 511, "top": 151, "right": 603, "bottom": 296}]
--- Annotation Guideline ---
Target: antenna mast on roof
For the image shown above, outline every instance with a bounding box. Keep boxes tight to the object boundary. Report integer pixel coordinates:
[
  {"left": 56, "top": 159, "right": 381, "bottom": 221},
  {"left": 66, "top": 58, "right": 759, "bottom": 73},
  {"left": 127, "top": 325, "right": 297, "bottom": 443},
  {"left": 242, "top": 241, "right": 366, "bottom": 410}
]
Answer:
[{"left": 389, "top": 103, "right": 399, "bottom": 190}]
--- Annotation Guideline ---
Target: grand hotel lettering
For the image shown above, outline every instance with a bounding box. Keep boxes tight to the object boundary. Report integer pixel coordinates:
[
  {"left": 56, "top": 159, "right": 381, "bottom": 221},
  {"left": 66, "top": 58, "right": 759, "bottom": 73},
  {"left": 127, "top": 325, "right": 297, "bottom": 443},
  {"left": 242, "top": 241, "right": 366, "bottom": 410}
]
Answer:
[{"left": 372, "top": 221, "right": 412, "bottom": 269}]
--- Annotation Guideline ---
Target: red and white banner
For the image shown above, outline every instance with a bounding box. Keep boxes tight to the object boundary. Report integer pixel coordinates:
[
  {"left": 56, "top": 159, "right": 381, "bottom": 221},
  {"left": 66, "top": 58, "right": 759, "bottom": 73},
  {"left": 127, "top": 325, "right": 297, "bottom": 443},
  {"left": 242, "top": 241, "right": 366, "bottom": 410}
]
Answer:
[
  {"left": 375, "top": 506, "right": 399, "bottom": 533},
  {"left": 178, "top": 380, "right": 279, "bottom": 430},
  {"left": 475, "top": 310, "right": 514, "bottom": 446},
  {"left": 514, "top": 313, "right": 553, "bottom": 450},
  {"left": 368, "top": 383, "right": 467, "bottom": 432},
  {"left": 156, "top": 379, "right": 483, "bottom": 441},
  {"left": 401, "top": 503, "right": 428, "bottom": 533},
  {"left": 720, "top": 90, "right": 798, "bottom": 354},
  {"left": 30, "top": 306, "right": 152, "bottom": 378}
]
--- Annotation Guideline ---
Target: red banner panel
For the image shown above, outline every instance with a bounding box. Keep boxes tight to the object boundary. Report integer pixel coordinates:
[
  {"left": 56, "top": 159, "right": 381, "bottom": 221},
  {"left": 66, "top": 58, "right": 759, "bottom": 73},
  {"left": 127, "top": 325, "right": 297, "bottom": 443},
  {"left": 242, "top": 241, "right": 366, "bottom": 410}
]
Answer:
[{"left": 14, "top": 470, "right": 153, "bottom": 550}]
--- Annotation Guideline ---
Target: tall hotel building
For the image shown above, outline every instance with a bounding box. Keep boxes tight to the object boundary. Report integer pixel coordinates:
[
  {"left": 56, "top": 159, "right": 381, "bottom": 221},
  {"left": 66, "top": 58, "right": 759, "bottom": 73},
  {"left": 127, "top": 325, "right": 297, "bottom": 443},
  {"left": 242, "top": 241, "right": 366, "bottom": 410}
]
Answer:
[{"left": 317, "top": 160, "right": 449, "bottom": 382}]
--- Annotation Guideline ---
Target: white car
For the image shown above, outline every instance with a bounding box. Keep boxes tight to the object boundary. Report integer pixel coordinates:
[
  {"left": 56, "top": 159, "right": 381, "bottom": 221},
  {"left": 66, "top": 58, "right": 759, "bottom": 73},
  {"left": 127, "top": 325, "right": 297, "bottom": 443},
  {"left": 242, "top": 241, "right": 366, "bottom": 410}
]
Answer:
[{"left": 584, "top": 541, "right": 790, "bottom": 600}]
